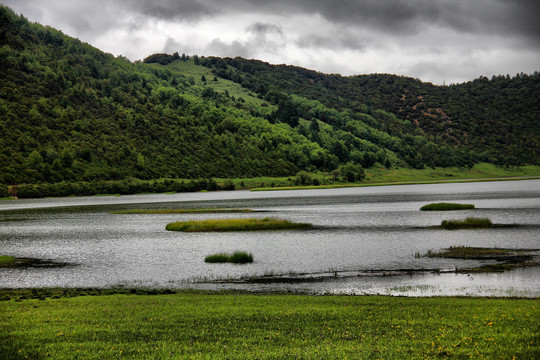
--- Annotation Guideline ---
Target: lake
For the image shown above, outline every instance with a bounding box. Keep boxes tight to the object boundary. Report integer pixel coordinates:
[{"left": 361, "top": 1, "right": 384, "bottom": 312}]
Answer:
[{"left": 1, "top": 180, "right": 539, "bottom": 297}]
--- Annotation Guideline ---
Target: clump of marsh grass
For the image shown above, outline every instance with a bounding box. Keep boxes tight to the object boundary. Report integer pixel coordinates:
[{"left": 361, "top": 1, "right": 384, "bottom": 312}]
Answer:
[
  {"left": 440, "top": 217, "right": 492, "bottom": 229},
  {"left": 422, "top": 246, "right": 537, "bottom": 272},
  {"left": 205, "top": 251, "right": 254, "bottom": 264},
  {"left": 166, "top": 217, "right": 312, "bottom": 232},
  {"left": 204, "top": 253, "right": 231, "bottom": 263},
  {"left": 0, "top": 255, "right": 16, "bottom": 266},
  {"left": 420, "top": 203, "right": 475, "bottom": 211},
  {"left": 426, "top": 246, "right": 519, "bottom": 259}
]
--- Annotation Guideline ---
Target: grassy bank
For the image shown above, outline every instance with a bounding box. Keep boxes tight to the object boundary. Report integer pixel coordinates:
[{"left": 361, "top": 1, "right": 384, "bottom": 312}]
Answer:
[
  {"left": 363, "top": 163, "right": 540, "bottom": 184},
  {"left": 166, "top": 218, "right": 312, "bottom": 232},
  {"left": 0, "top": 292, "right": 538, "bottom": 359},
  {"left": 6, "top": 163, "right": 540, "bottom": 199},
  {"left": 250, "top": 163, "right": 540, "bottom": 191}
]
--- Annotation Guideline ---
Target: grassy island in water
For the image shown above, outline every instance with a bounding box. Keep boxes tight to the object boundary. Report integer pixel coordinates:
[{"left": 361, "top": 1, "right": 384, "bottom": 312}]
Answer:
[
  {"left": 205, "top": 251, "right": 254, "bottom": 264},
  {"left": 420, "top": 203, "right": 475, "bottom": 211},
  {"left": 439, "top": 217, "right": 493, "bottom": 229},
  {"left": 166, "top": 218, "right": 313, "bottom": 232}
]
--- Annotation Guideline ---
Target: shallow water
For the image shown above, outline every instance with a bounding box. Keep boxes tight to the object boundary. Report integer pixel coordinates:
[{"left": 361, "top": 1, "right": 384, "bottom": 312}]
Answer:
[{"left": 1, "top": 180, "right": 539, "bottom": 297}]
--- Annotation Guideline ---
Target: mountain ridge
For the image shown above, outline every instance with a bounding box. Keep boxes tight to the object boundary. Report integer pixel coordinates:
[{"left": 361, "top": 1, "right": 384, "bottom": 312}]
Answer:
[{"left": 1, "top": 5, "right": 538, "bottom": 188}]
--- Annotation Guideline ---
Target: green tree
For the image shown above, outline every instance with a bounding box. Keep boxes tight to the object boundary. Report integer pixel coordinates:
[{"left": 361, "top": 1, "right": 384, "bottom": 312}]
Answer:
[{"left": 338, "top": 163, "right": 365, "bottom": 182}]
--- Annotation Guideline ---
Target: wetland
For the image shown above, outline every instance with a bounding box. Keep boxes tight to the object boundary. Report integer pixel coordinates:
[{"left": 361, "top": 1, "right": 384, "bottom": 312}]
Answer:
[{"left": 0, "top": 179, "right": 539, "bottom": 297}]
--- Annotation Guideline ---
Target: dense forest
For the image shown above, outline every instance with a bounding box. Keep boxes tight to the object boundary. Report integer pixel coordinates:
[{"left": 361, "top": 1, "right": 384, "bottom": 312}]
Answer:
[
  {"left": 1, "top": 6, "right": 539, "bottom": 192},
  {"left": 203, "top": 57, "right": 540, "bottom": 167}
]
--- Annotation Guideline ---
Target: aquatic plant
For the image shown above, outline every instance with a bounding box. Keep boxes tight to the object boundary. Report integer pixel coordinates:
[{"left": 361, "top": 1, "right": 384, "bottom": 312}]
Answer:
[
  {"left": 423, "top": 246, "right": 537, "bottom": 272},
  {"left": 205, "top": 251, "right": 254, "bottom": 264},
  {"left": 0, "top": 255, "right": 16, "bottom": 265},
  {"left": 420, "top": 203, "right": 475, "bottom": 211},
  {"left": 204, "top": 253, "right": 231, "bottom": 263},
  {"left": 440, "top": 217, "right": 492, "bottom": 229},
  {"left": 426, "top": 246, "right": 518, "bottom": 259},
  {"left": 229, "top": 251, "right": 254, "bottom": 264},
  {"left": 166, "top": 217, "right": 312, "bottom": 232}
]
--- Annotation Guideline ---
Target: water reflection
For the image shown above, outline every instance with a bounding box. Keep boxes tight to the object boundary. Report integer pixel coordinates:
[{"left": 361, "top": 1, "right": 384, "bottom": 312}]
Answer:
[{"left": 1, "top": 180, "right": 539, "bottom": 297}]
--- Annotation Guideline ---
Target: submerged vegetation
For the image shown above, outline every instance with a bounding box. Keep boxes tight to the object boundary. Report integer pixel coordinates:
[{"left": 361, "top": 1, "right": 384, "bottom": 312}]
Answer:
[
  {"left": 166, "top": 217, "right": 313, "bottom": 232},
  {"left": 440, "top": 217, "right": 493, "bottom": 229},
  {"left": 420, "top": 203, "right": 475, "bottom": 211},
  {"left": 424, "top": 246, "right": 539, "bottom": 272},
  {"left": 205, "top": 251, "right": 254, "bottom": 264},
  {"left": 1, "top": 292, "right": 538, "bottom": 359},
  {"left": 111, "top": 208, "right": 254, "bottom": 214},
  {"left": 0, "top": 255, "right": 67, "bottom": 268}
]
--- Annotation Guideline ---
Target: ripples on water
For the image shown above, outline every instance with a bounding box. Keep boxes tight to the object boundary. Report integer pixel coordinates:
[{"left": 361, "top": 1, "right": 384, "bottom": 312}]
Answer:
[{"left": 1, "top": 180, "right": 539, "bottom": 297}]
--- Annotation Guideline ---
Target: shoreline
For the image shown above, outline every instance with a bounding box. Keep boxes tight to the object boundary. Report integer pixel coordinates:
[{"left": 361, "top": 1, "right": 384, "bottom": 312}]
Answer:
[
  {"left": 2, "top": 162, "right": 540, "bottom": 200},
  {"left": 251, "top": 175, "right": 540, "bottom": 191},
  {"left": 0, "top": 287, "right": 539, "bottom": 299},
  {"left": 2, "top": 175, "right": 539, "bottom": 202}
]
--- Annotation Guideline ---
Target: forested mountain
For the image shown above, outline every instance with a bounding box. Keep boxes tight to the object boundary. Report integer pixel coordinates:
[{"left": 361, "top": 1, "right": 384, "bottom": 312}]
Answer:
[
  {"left": 1, "top": 6, "right": 538, "bottom": 186},
  {"left": 203, "top": 57, "right": 540, "bottom": 166}
]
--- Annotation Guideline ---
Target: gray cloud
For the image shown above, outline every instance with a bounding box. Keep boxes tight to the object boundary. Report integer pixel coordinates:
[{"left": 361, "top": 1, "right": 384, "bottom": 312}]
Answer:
[
  {"left": 130, "top": 0, "right": 217, "bottom": 22},
  {"left": 1, "top": 0, "right": 538, "bottom": 84},
  {"left": 247, "top": 22, "right": 283, "bottom": 36},
  {"left": 243, "top": 0, "right": 540, "bottom": 42},
  {"left": 5, "top": 0, "right": 539, "bottom": 43},
  {"left": 296, "top": 29, "right": 369, "bottom": 51},
  {"left": 205, "top": 38, "right": 250, "bottom": 58},
  {"left": 163, "top": 37, "right": 192, "bottom": 55}
]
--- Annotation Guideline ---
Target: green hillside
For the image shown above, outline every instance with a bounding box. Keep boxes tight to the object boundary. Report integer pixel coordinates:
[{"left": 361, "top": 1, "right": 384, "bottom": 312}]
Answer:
[
  {"left": 0, "top": 5, "right": 538, "bottom": 192},
  {"left": 203, "top": 57, "right": 540, "bottom": 166},
  {"left": 0, "top": 6, "right": 331, "bottom": 185}
]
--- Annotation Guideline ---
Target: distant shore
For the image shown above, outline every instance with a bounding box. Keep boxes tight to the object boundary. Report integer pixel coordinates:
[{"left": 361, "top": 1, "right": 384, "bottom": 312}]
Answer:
[{"left": 2, "top": 163, "right": 539, "bottom": 199}]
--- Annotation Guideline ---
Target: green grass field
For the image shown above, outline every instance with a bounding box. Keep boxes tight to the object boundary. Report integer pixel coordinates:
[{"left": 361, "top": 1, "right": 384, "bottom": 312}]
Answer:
[
  {"left": 1, "top": 292, "right": 538, "bottom": 359},
  {"left": 363, "top": 163, "right": 540, "bottom": 183},
  {"left": 149, "top": 59, "right": 272, "bottom": 108},
  {"left": 249, "top": 163, "right": 540, "bottom": 191}
]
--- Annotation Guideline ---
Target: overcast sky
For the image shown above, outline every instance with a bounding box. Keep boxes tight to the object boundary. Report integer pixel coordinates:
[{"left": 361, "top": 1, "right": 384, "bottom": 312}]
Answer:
[{"left": 3, "top": 0, "right": 539, "bottom": 84}]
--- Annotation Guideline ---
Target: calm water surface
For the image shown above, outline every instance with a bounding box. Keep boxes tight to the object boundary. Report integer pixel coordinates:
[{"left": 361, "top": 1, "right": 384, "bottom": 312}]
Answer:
[{"left": 1, "top": 180, "right": 539, "bottom": 297}]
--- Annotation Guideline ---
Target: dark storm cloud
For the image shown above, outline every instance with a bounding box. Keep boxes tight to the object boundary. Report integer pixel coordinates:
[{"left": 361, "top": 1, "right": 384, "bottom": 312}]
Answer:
[
  {"left": 203, "top": 23, "right": 283, "bottom": 59},
  {"left": 130, "top": 0, "right": 216, "bottom": 21},
  {"left": 243, "top": 0, "right": 540, "bottom": 42},
  {"left": 5, "top": 0, "right": 539, "bottom": 41},
  {"left": 1, "top": 0, "right": 538, "bottom": 83}
]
